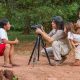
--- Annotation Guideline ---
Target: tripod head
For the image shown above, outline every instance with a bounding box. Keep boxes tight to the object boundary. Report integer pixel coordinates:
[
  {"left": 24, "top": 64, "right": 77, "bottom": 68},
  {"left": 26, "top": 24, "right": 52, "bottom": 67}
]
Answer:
[{"left": 31, "top": 24, "right": 43, "bottom": 30}]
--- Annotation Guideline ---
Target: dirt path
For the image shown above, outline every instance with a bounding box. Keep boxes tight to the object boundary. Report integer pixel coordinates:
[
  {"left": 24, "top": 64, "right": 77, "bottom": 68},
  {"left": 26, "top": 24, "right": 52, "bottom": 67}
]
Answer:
[{"left": 0, "top": 42, "right": 80, "bottom": 80}]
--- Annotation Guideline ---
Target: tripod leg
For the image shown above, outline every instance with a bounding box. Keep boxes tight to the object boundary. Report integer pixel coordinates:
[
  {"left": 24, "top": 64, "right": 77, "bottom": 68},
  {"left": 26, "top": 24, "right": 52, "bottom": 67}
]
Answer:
[
  {"left": 37, "top": 37, "right": 40, "bottom": 61},
  {"left": 40, "top": 37, "right": 52, "bottom": 65},
  {"left": 28, "top": 37, "right": 38, "bottom": 65}
]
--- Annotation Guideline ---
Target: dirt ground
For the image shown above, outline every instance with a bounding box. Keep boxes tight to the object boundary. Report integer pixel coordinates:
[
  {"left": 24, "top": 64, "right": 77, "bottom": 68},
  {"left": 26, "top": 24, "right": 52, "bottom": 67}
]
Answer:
[{"left": 0, "top": 42, "right": 80, "bottom": 80}]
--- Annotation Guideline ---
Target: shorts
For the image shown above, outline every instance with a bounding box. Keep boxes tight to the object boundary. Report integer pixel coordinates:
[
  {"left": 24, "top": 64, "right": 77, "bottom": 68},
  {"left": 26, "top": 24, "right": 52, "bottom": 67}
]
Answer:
[{"left": 0, "top": 44, "right": 5, "bottom": 56}]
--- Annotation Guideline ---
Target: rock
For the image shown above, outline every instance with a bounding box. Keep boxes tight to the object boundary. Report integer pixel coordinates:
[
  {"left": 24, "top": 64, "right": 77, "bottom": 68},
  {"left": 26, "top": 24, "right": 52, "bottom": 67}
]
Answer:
[
  {"left": 0, "top": 70, "right": 18, "bottom": 80},
  {"left": 4, "top": 70, "right": 14, "bottom": 80}
]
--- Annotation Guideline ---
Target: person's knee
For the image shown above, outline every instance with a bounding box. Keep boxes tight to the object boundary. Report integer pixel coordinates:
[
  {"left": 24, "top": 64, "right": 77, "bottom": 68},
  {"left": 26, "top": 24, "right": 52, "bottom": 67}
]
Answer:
[
  {"left": 4, "top": 44, "right": 10, "bottom": 55},
  {"left": 5, "top": 44, "right": 10, "bottom": 49},
  {"left": 10, "top": 44, "right": 14, "bottom": 48},
  {"left": 52, "top": 41, "right": 59, "bottom": 47}
]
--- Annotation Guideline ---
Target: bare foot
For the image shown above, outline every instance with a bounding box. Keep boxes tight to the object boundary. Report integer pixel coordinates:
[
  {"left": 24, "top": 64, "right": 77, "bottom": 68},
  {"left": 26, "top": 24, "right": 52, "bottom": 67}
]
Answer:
[
  {"left": 3, "top": 64, "right": 12, "bottom": 68},
  {"left": 71, "top": 61, "right": 80, "bottom": 66}
]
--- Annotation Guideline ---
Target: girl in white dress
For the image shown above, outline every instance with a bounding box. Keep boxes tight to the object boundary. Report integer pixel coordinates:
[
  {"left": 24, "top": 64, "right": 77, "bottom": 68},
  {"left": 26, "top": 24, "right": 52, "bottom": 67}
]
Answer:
[{"left": 64, "top": 20, "right": 80, "bottom": 66}]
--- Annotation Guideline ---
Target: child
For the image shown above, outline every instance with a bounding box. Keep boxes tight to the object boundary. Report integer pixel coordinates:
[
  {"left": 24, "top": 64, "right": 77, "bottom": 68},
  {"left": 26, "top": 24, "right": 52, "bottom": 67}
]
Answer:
[
  {"left": 72, "top": 20, "right": 80, "bottom": 66},
  {"left": 64, "top": 22, "right": 75, "bottom": 49},
  {"left": 0, "top": 18, "right": 19, "bottom": 68},
  {"left": 64, "top": 21, "right": 80, "bottom": 66}
]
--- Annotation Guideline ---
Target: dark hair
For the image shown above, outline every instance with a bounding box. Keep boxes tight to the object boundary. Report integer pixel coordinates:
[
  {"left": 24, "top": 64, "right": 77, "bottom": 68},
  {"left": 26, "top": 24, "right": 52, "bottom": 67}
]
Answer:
[
  {"left": 52, "top": 16, "right": 64, "bottom": 30},
  {"left": 64, "top": 22, "right": 75, "bottom": 33},
  {"left": 0, "top": 18, "right": 9, "bottom": 28}
]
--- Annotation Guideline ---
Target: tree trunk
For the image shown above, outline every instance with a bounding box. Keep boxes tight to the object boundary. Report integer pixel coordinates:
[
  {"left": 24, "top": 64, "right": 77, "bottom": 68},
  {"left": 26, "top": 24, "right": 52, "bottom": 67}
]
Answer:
[{"left": 23, "top": 15, "right": 31, "bottom": 34}]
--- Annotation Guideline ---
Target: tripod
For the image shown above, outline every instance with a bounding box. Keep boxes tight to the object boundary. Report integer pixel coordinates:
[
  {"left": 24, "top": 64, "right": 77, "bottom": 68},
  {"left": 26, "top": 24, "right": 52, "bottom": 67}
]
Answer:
[{"left": 28, "top": 34, "right": 52, "bottom": 65}]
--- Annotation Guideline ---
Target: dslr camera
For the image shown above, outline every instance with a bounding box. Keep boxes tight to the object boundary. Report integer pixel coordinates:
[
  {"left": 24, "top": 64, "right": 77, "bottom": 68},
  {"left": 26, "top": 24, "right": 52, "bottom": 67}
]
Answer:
[{"left": 31, "top": 24, "right": 43, "bottom": 30}]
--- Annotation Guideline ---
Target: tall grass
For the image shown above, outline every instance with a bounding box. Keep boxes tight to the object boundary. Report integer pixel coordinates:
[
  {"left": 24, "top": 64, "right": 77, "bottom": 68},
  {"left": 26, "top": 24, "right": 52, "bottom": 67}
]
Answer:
[{"left": 8, "top": 31, "right": 36, "bottom": 42}]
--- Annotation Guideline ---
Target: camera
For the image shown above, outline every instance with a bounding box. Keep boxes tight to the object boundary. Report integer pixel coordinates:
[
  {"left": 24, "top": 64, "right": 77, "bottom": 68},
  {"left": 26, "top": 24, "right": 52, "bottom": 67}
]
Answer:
[{"left": 31, "top": 24, "right": 43, "bottom": 30}]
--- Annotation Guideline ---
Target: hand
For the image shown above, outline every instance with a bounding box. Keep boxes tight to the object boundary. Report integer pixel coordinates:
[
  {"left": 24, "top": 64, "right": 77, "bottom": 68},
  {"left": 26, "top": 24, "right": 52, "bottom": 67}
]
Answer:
[
  {"left": 74, "top": 43, "right": 80, "bottom": 47},
  {"left": 41, "top": 26, "right": 44, "bottom": 31},
  {"left": 35, "top": 28, "right": 43, "bottom": 34},
  {"left": 14, "top": 38, "right": 19, "bottom": 44}
]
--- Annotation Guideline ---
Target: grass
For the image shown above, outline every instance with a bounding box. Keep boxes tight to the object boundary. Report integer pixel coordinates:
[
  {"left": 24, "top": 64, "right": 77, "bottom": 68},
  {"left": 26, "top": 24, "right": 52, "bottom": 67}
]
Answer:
[{"left": 8, "top": 31, "right": 36, "bottom": 42}]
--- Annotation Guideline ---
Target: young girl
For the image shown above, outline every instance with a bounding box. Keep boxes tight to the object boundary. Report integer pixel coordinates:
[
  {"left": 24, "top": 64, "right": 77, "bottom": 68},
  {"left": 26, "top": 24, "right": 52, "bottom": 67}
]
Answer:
[
  {"left": 72, "top": 20, "right": 80, "bottom": 66},
  {"left": 64, "top": 21, "right": 80, "bottom": 66},
  {"left": 0, "top": 18, "right": 19, "bottom": 67}
]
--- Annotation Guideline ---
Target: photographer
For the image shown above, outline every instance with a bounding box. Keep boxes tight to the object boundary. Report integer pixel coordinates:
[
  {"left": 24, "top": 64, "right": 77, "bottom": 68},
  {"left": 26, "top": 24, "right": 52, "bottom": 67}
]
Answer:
[{"left": 36, "top": 16, "right": 70, "bottom": 65}]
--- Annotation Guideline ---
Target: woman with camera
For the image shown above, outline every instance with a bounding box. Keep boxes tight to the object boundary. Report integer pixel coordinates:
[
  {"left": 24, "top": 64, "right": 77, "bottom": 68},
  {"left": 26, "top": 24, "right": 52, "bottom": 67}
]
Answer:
[{"left": 36, "top": 16, "right": 70, "bottom": 65}]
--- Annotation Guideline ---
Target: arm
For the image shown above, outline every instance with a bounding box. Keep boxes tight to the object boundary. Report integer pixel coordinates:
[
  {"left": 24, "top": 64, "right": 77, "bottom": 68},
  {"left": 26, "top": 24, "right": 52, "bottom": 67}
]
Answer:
[
  {"left": 2, "top": 38, "right": 19, "bottom": 45},
  {"left": 70, "top": 40, "right": 78, "bottom": 48},
  {"left": 0, "top": 29, "right": 19, "bottom": 44},
  {"left": 36, "top": 28, "right": 54, "bottom": 43}
]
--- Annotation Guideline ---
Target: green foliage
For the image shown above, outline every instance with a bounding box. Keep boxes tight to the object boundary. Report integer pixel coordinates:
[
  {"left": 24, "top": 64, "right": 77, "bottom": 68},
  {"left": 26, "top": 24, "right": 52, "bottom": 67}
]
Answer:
[
  {"left": 0, "top": 0, "right": 80, "bottom": 33},
  {"left": 10, "top": 10, "right": 26, "bottom": 31},
  {"left": 13, "top": 76, "right": 18, "bottom": 80},
  {"left": 0, "top": 3, "right": 6, "bottom": 18},
  {"left": 8, "top": 31, "right": 36, "bottom": 42},
  {"left": 30, "top": 6, "right": 53, "bottom": 24},
  {"left": 66, "top": 2, "right": 79, "bottom": 21},
  {"left": 51, "top": 2, "right": 79, "bottom": 22}
]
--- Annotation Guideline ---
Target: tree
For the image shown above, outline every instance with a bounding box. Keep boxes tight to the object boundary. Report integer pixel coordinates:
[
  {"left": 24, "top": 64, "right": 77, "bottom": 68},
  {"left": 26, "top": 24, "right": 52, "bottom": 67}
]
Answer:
[
  {"left": 23, "top": 14, "right": 31, "bottom": 34},
  {"left": 4, "top": 0, "right": 14, "bottom": 18}
]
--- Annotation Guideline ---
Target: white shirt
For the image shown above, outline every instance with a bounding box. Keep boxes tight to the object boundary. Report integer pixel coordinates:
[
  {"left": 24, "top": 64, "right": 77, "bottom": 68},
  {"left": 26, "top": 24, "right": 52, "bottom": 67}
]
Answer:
[
  {"left": 0, "top": 28, "right": 8, "bottom": 43},
  {"left": 68, "top": 32, "right": 80, "bottom": 42}
]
